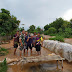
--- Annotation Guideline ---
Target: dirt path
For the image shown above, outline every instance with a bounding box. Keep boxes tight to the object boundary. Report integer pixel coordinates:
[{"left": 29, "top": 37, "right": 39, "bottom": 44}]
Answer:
[{"left": 64, "top": 38, "right": 72, "bottom": 45}]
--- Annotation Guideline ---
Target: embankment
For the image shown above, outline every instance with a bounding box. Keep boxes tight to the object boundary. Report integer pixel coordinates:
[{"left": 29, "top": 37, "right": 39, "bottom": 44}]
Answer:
[{"left": 43, "top": 40, "right": 72, "bottom": 62}]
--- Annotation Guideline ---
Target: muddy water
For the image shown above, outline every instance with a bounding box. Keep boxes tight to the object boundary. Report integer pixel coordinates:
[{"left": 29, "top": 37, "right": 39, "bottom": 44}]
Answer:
[{"left": 8, "top": 61, "right": 62, "bottom": 72}]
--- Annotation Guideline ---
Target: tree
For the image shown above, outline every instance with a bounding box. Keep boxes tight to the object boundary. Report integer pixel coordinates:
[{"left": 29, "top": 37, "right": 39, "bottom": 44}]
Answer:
[
  {"left": 70, "top": 19, "right": 72, "bottom": 28},
  {"left": 64, "top": 28, "right": 72, "bottom": 38},
  {"left": 44, "top": 17, "right": 72, "bottom": 38},
  {"left": 44, "top": 24, "right": 50, "bottom": 31},
  {"left": 0, "top": 8, "right": 20, "bottom": 36},
  {"left": 27, "top": 25, "right": 35, "bottom": 33},
  {"left": 48, "top": 27, "right": 56, "bottom": 34},
  {"left": 18, "top": 27, "right": 24, "bottom": 32}
]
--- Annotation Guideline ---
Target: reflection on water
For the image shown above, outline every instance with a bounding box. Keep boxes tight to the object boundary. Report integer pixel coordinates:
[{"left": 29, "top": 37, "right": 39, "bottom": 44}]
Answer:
[
  {"left": 8, "top": 61, "right": 63, "bottom": 72},
  {"left": 29, "top": 64, "right": 62, "bottom": 72}
]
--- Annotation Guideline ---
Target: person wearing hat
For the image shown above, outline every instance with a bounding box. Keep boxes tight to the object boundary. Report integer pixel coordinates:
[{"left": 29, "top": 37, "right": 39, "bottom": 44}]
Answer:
[{"left": 13, "top": 30, "right": 20, "bottom": 55}]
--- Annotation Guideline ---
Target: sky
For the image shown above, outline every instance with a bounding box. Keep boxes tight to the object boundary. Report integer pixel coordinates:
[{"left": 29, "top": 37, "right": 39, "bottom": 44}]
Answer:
[{"left": 0, "top": 0, "right": 72, "bottom": 30}]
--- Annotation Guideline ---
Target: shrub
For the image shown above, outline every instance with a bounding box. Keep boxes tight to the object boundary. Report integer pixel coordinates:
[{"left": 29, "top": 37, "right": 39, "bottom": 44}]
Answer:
[
  {"left": 44, "top": 27, "right": 56, "bottom": 35},
  {"left": 0, "top": 47, "right": 8, "bottom": 56},
  {"left": 64, "top": 28, "right": 72, "bottom": 38},
  {"left": 49, "top": 34, "right": 57, "bottom": 36},
  {"left": 49, "top": 35, "right": 64, "bottom": 42},
  {"left": 48, "top": 27, "right": 56, "bottom": 34},
  {"left": 44, "top": 30, "right": 48, "bottom": 35},
  {"left": 1, "top": 32, "right": 6, "bottom": 36},
  {"left": 0, "top": 58, "right": 7, "bottom": 72}
]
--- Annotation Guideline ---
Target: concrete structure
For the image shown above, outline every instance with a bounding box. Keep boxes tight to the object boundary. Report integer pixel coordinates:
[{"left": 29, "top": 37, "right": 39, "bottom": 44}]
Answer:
[{"left": 43, "top": 40, "right": 72, "bottom": 62}]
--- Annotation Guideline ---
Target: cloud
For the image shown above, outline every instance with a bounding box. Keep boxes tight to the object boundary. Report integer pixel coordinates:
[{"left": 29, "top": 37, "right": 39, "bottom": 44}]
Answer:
[
  {"left": 0, "top": 0, "right": 72, "bottom": 30},
  {"left": 63, "top": 9, "right": 72, "bottom": 21}
]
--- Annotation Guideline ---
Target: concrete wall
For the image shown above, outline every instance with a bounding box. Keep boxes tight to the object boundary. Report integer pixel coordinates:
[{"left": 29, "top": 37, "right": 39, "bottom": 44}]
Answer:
[{"left": 43, "top": 40, "right": 72, "bottom": 62}]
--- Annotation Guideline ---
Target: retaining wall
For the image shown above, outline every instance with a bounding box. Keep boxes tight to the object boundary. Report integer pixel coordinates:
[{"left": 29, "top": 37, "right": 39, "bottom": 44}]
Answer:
[{"left": 43, "top": 40, "right": 72, "bottom": 62}]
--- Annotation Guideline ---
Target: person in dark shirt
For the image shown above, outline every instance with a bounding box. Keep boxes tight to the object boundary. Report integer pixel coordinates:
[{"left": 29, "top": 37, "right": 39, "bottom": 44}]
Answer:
[
  {"left": 25, "top": 32, "right": 32, "bottom": 55},
  {"left": 32, "top": 32, "right": 37, "bottom": 48},
  {"left": 13, "top": 30, "right": 19, "bottom": 55}
]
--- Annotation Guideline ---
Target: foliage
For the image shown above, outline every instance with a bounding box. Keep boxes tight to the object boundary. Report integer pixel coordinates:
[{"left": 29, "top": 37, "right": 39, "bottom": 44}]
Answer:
[
  {"left": 0, "top": 58, "right": 7, "bottom": 72},
  {"left": 44, "top": 24, "right": 50, "bottom": 31},
  {"left": 18, "top": 27, "right": 24, "bottom": 32},
  {"left": 44, "top": 27, "right": 56, "bottom": 35},
  {"left": 36, "top": 26, "right": 43, "bottom": 34},
  {"left": 27, "top": 25, "right": 43, "bottom": 34},
  {"left": 44, "top": 30, "right": 48, "bottom": 35},
  {"left": 49, "top": 35, "right": 64, "bottom": 42},
  {"left": 44, "top": 18, "right": 72, "bottom": 38},
  {"left": 48, "top": 27, "right": 56, "bottom": 34},
  {"left": 33, "top": 29, "right": 38, "bottom": 33},
  {"left": 27, "top": 25, "right": 35, "bottom": 33},
  {"left": 1, "top": 32, "right": 6, "bottom": 36},
  {"left": 0, "top": 8, "right": 20, "bottom": 36},
  {"left": 0, "top": 47, "right": 8, "bottom": 56},
  {"left": 64, "top": 28, "right": 72, "bottom": 38}
]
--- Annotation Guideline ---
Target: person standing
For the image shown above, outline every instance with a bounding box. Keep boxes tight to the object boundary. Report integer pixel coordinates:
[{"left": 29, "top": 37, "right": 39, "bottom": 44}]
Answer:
[
  {"left": 19, "top": 29, "right": 25, "bottom": 57},
  {"left": 32, "top": 32, "right": 37, "bottom": 48},
  {"left": 25, "top": 32, "right": 32, "bottom": 55},
  {"left": 35, "top": 32, "right": 43, "bottom": 55},
  {"left": 13, "top": 30, "right": 19, "bottom": 55}
]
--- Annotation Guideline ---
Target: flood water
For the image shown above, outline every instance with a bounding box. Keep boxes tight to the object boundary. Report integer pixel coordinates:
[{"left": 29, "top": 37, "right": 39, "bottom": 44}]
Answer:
[{"left": 7, "top": 61, "right": 63, "bottom": 72}]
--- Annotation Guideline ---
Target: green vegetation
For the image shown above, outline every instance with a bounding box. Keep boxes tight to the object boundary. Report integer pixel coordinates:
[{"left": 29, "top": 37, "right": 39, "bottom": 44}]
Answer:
[
  {"left": 0, "top": 47, "right": 8, "bottom": 56},
  {"left": 44, "top": 27, "right": 56, "bottom": 35},
  {"left": 18, "top": 27, "right": 24, "bottom": 32},
  {"left": 27, "top": 18, "right": 72, "bottom": 39},
  {"left": 0, "top": 8, "right": 20, "bottom": 36},
  {"left": 27, "top": 25, "right": 43, "bottom": 34},
  {"left": 0, "top": 58, "right": 7, "bottom": 72},
  {"left": 49, "top": 35, "right": 64, "bottom": 42},
  {"left": 44, "top": 18, "right": 72, "bottom": 38}
]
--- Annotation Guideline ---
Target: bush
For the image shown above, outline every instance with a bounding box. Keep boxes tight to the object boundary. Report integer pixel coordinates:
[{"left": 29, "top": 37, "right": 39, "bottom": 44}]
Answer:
[
  {"left": 44, "top": 30, "right": 48, "bottom": 35},
  {"left": 33, "top": 29, "right": 38, "bottom": 33},
  {"left": 1, "top": 32, "right": 6, "bottom": 36},
  {"left": 44, "top": 27, "right": 56, "bottom": 35},
  {"left": 49, "top": 35, "right": 64, "bottom": 42},
  {"left": 64, "top": 28, "right": 72, "bottom": 38},
  {"left": 49, "top": 34, "right": 57, "bottom": 36},
  {"left": 0, "top": 58, "right": 7, "bottom": 72},
  {"left": 0, "top": 47, "right": 8, "bottom": 56},
  {"left": 47, "top": 27, "right": 56, "bottom": 34}
]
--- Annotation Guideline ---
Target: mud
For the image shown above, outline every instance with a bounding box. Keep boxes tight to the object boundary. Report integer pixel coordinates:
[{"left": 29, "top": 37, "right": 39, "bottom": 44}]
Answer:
[{"left": 0, "top": 39, "right": 72, "bottom": 72}]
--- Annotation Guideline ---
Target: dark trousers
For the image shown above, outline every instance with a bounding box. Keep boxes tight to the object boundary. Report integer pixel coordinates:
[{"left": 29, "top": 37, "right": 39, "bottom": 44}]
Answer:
[{"left": 26, "top": 44, "right": 32, "bottom": 50}]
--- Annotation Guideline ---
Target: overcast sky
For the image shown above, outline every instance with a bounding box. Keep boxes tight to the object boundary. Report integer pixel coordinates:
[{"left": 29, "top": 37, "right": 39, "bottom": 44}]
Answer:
[{"left": 0, "top": 0, "right": 72, "bottom": 30}]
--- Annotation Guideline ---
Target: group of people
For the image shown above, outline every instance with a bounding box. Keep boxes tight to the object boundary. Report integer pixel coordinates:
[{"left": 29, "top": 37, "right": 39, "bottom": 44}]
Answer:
[{"left": 13, "top": 29, "right": 43, "bottom": 57}]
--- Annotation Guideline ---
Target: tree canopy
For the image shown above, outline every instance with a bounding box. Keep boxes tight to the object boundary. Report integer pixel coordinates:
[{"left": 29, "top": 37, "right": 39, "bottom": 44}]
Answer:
[
  {"left": 0, "top": 8, "right": 20, "bottom": 36},
  {"left": 44, "top": 18, "right": 72, "bottom": 38}
]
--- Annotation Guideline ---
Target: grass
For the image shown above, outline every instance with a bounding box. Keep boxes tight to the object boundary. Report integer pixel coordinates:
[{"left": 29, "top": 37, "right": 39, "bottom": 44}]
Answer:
[
  {"left": 0, "top": 58, "right": 7, "bottom": 72},
  {"left": 0, "top": 47, "right": 8, "bottom": 56},
  {"left": 49, "top": 35, "right": 64, "bottom": 42}
]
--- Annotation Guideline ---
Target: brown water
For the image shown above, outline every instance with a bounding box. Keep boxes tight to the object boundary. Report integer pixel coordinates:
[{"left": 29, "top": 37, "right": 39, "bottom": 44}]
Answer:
[{"left": 8, "top": 61, "right": 63, "bottom": 72}]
